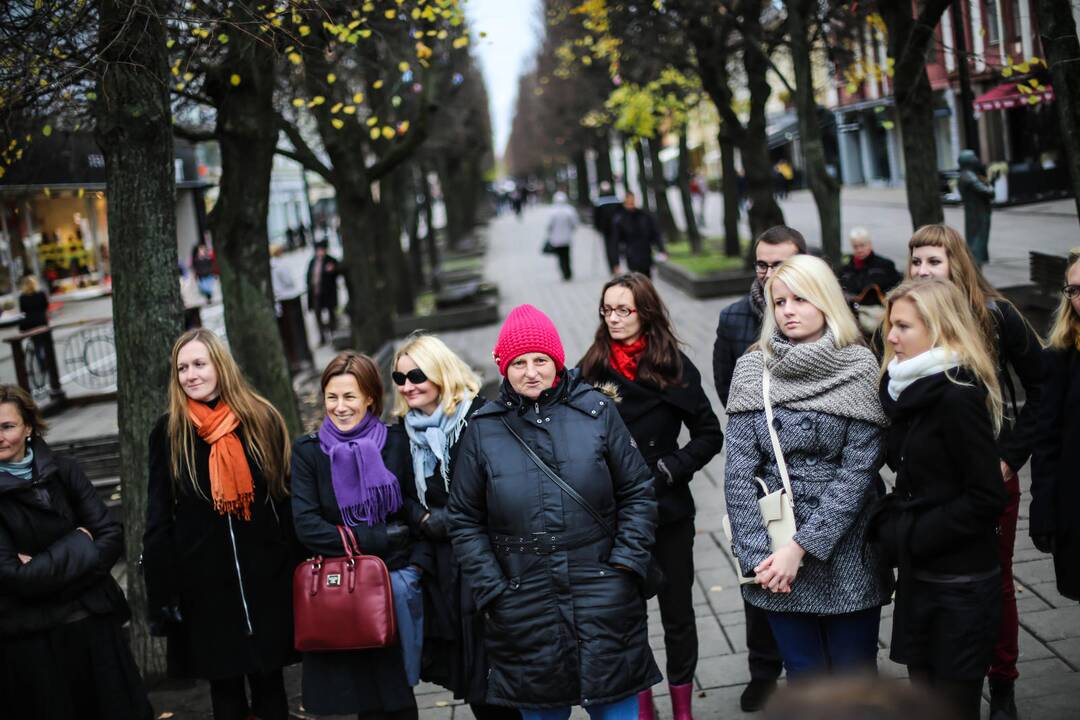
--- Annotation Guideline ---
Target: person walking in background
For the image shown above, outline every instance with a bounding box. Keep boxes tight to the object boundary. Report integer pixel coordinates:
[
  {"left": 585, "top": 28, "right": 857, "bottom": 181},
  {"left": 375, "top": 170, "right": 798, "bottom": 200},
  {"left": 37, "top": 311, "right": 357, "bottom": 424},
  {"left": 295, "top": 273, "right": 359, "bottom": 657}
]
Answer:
[
  {"left": 1031, "top": 248, "right": 1080, "bottom": 603},
  {"left": 579, "top": 274, "right": 723, "bottom": 720},
  {"left": 957, "top": 150, "right": 995, "bottom": 266},
  {"left": 838, "top": 227, "right": 902, "bottom": 338},
  {"left": 611, "top": 192, "right": 666, "bottom": 277},
  {"left": 17, "top": 274, "right": 51, "bottom": 370},
  {"left": 545, "top": 191, "right": 578, "bottom": 281},
  {"left": 448, "top": 304, "right": 661, "bottom": 720},
  {"left": 906, "top": 224, "right": 1043, "bottom": 720},
  {"left": 711, "top": 225, "right": 805, "bottom": 711},
  {"left": 0, "top": 385, "right": 154, "bottom": 720},
  {"left": 873, "top": 279, "right": 1007, "bottom": 720},
  {"left": 593, "top": 182, "right": 624, "bottom": 274},
  {"left": 143, "top": 329, "right": 297, "bottom": 720},
  {"left": 392, "top": 334, "right": 521, "bottom": 720},
  {"left": 307, "top": 240, "right": 341, "bottom": 346},
  {"left": 291, "top": 352, "right": 424, "bottom": 719},
  {"left": 724, "top": 255, "right": 888, "bottom": 679},
  {"left": 689, "top": 173, "right": 706, "bottom": 226},
  {"left": 192, "top": 242, "right": 217, "bottom": 303}
]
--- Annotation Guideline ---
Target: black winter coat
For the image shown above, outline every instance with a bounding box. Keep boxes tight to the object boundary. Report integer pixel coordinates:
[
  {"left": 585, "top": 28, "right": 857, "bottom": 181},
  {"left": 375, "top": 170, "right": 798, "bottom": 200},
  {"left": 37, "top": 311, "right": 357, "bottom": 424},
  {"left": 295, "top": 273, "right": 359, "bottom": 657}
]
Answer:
[
  {"left": 712, "top": 294, "right": 762, "bottom": 407},
  {"left": 306, "top": 254, "right": 340, "bottom": 310},
  {"left": 990, "top": 300, "right": 1044, "bottom": 473},
  {"left": 448, "top": 371, "right": 661, "bottom": 710},
  {"left": 1030, "top": 346, "right": 1080, "bottom": 600},
  {"left": 0, "top": 440, "right": 129, "bottom": 637},
  {"left": 290, "top": 425, "right": 422, "bottom": 716},
  {"left": 611, "top": 208, "right": 663, "bottom": 274},
  {"left": 18, "top": 291, "right": 49, "bottom": 331},
  {"left": 838, "top": 252, "right": 901, "bottom": 305},
  {"left": 143, "top": 414, "right": 299, "bottom": 680},
  {"left": 399, "top": 396, "right": 494, "bottom": 702},
  {"left": 587, "top": 355, "right": 723, "bottom": 525}
]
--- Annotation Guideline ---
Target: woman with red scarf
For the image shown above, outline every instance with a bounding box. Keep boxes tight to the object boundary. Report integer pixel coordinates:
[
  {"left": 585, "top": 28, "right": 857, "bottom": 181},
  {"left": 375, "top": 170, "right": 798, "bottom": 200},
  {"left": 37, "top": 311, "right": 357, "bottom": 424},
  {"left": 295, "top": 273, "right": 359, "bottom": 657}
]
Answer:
[{"left": 579, "top": 273, "right": 723, "bottom": 720}]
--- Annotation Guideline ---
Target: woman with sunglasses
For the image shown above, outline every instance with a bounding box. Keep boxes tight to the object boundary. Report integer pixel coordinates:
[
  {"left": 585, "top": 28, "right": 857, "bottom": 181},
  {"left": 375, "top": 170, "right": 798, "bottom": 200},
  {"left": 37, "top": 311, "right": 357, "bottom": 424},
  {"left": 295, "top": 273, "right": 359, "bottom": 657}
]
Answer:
[
  {"left": 1031, "top": 250, "right": 1080, "bottom": 603},
  {"left": 391, "top": 335, "right": 519, "bottom": 720},
  {"left": 579, "top": 273, "right": 722, "bottom": 720}
]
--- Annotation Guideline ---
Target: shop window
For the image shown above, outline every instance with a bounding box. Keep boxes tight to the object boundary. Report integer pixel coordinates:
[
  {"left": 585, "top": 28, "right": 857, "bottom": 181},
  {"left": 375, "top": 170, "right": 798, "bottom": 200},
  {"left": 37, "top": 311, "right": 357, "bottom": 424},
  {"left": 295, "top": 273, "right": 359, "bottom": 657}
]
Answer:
[{"left": 986, "top": 0, "right": 1001, "bottom": 44}]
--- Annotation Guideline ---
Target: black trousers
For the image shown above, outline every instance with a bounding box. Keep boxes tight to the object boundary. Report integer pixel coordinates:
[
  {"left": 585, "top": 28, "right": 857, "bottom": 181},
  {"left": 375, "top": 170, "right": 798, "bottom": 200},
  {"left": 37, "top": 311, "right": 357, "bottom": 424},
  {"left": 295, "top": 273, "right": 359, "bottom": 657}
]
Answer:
[
  {"left": 313, "top": 304, "right": 337, "bottom": 343},
  {"left": 552, "top": 246, "right": 572, "bottom": 280},
  {"left": 654, "top": 517, "right": 699, "bottom": 685},
  {"left": 745, "top": 600, "right": 784, "bottom": 681},
  {"left": 208, "top": 670, "right": 288, "bottom": 720},
  {"left": 471, "top": 702, "right": 521, "bottom": 720}
]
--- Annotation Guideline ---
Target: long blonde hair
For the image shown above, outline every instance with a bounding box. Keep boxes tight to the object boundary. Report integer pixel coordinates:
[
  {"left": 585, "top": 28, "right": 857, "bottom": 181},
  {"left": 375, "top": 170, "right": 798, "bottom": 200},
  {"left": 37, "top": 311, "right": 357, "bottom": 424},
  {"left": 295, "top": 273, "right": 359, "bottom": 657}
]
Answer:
[
  {"left": 759, "top": 254, "right": 862, "bottom": 358},
  {"left": 1047, "top": 248, "right": 1080, "bottom": 350},
  {"left": 166, "top": 329, "right": 291, "bottom": 500},
  {"left": 391, "top": 333, "right": 480, "bottom": 417},
  {"left": 882, "top": 280, "right": 1004, "bottom": 432}
]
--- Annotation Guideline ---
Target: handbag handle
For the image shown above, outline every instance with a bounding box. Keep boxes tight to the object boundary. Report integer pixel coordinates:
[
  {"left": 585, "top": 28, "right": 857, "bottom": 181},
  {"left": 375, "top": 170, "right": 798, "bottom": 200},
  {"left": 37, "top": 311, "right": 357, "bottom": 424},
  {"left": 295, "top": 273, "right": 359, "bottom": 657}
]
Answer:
[
  {"left": 499, "top": 418, "right": 616, "bottom": 542},
  {"left": 761, "top": 368, "right": 797, "bottom": 526},
  {"left": 336, "top": 525, "right": 361, "bottom": 557}
]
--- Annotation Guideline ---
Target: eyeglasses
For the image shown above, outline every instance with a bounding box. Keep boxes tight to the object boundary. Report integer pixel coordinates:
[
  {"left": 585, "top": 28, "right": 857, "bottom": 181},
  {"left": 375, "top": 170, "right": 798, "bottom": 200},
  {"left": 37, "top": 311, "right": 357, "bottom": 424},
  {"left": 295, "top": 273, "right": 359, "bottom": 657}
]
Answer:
[
  {"left": 754, "top": 260, "right": 786, "bottom": 274},
  {"left": 599, "top": 306, "right": 637, "bottom": 318},
  {"left": 391, "top": 368, "right": 428, "bottom": 386},
  {"left": 1064, "top": 285, "right": 1080, "bottom": 300}
]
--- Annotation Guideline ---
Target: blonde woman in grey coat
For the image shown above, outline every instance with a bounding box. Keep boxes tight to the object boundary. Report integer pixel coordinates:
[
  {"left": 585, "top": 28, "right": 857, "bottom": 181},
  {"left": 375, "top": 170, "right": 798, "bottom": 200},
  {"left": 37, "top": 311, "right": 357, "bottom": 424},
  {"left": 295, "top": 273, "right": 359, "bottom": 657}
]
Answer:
[{"left": 724, "top": 254, "right": 888, "bottom": 679}]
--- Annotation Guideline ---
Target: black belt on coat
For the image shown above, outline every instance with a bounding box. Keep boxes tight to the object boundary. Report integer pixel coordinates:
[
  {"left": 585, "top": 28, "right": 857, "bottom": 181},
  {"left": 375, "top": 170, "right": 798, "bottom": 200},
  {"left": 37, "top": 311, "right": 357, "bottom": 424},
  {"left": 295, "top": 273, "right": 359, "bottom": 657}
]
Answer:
[{"left": 489, "top": 525, "right": 608, "bottom": 556}]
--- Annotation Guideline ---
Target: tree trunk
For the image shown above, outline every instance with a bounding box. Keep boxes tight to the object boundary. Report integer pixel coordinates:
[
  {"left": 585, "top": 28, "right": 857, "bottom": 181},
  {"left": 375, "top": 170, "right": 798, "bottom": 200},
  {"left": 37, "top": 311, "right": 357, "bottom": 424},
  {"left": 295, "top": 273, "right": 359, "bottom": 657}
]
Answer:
[
  {"left": 574, "top": 149, "right": 590, "bottom": 205},
  {"left": 438, "top": 157, "right": 466, "bottom": 249},
  {"left": 647, "top": 137, "right": 681, "bottom": 243},
  {"left": 621, "top": 134, "right": 632, "bottom": 195},
  {"left": 594, "top": 130, "right": 615, "bottom": 188},
  {"left": 788, "top": 0, "right": 842, "bottom": 264},
  {"left": 381, "top": 172, "right": 415, "bottom": 316},
  {"left": 420, "top": 165, "right": 440, "bottom": 289},
  {"left": 719, "top": 126, "right": 742, "bottom": 257},
  {"left": 741, "top": 8, "right": 786, "bottom": 239},
  {"left": 1038, "top": 0, "right": 1080, "bottom": 221},
  {"left": 95, "top": 0, "right": 180, "bottom": 678},
  {"left": 633, "top": 140, "right": 652, "bottom": 212},
  {"left": 676, "top": 129, "right": 702, "bottom": 252},
  {"left": 206, "top": 33, "right": 301, "bottom": 435},
  {"left": 405, "top": 166, "right": 425, "bottom": 285},
  {"left": 882, "top": 0, "right": 950, "bottom": 228}
]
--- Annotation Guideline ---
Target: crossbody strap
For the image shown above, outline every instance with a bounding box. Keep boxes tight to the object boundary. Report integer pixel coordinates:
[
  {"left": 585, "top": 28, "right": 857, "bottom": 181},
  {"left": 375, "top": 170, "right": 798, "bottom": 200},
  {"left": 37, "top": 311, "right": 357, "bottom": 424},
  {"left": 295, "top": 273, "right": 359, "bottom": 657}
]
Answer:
[
  {"left": 761, "top": 368, "right": 796, "bottom": 521},
  {"left": 499, "top": 418, "right": 616, "bottom": 542}
]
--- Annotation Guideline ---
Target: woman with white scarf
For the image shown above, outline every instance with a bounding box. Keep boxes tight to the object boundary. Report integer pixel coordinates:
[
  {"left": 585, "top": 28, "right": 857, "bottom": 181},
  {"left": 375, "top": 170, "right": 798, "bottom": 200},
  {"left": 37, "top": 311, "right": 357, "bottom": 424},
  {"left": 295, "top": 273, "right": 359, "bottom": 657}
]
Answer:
[
  {"left": 873, "top": 279, "right": 1006, "bottom": 720},
  {"left": 392, "top": 334, "right": 520, "bottom": 720}
]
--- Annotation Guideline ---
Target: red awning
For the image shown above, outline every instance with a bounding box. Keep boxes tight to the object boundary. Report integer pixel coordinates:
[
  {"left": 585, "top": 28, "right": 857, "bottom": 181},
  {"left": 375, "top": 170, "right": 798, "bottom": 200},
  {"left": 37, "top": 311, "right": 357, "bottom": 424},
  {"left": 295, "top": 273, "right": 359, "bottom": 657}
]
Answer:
[{"left": 974, "top": 82, "right": 1055, "bottom": 112}]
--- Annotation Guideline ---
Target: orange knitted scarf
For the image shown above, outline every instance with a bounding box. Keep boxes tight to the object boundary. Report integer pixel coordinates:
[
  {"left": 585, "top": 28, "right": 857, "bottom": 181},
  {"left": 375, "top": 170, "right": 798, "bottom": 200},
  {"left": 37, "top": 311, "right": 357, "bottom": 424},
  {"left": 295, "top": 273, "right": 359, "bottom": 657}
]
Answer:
[{"left": 187, "top": 399, "right": 255, "bottom": 520}]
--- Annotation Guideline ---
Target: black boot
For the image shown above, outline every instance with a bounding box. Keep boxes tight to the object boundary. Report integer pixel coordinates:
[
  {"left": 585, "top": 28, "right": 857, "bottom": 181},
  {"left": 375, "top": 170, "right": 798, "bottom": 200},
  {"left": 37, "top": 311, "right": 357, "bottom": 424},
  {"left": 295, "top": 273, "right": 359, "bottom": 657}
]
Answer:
[
  {"left": 989, "top": 679, "right": 1019, "bottom": 720},
  {"left": 740, "top": 679, "right": 777, "bottom": 712}
]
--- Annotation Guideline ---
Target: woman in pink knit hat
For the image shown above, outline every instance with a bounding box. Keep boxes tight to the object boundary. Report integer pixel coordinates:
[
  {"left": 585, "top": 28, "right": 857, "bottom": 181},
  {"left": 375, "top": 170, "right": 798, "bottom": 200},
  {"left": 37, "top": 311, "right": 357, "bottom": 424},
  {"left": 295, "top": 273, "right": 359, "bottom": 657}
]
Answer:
[{"left": 448, "top": 304, "right": 661, "bottom": 720}]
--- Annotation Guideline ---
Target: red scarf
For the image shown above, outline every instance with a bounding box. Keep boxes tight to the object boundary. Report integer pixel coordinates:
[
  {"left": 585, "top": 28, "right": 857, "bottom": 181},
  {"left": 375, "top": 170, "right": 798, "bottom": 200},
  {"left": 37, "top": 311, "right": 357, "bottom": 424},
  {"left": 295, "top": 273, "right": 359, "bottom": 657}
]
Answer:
[
  {"left": 853, "top": 254, "right": 867, "bottom": 270},
  {"left": 609, "top": 337, "right": 647, "bottom": 381}
]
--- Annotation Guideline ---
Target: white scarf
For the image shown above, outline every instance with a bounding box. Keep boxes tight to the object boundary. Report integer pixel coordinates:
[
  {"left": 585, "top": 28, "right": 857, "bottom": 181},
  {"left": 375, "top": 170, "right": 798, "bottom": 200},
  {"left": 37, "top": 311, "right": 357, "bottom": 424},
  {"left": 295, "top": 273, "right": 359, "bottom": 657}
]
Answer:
[{"left": 886, "top": 347, "right": 960, "bottom": 400}]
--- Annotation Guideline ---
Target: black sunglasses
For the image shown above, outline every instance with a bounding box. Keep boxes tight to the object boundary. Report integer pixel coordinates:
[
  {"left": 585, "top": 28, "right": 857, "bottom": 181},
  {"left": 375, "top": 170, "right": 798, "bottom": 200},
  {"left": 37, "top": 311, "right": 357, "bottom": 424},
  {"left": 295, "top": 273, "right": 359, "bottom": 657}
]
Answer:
[{"left": 392, "top": 368, "right": 428, "bottom": 386}]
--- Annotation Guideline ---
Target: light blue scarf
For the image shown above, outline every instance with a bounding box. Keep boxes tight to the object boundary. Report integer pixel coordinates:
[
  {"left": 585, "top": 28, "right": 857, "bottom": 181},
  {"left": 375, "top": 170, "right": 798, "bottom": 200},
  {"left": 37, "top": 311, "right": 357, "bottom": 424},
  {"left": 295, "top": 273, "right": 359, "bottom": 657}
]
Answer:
[
  {"left": 0, "top": 448, "right": 34, "bottom": 484},
  {"left": 403, "top": 395, "right": 474, "bottom": 508}
]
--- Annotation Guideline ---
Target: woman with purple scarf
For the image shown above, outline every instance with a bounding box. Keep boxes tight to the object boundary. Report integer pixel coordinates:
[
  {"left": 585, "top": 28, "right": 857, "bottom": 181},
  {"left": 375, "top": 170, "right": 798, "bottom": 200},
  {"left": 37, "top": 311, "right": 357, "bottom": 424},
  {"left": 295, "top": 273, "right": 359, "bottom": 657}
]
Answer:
[{"left": 291, "top": 352, "right": 427, "bottom": 719}]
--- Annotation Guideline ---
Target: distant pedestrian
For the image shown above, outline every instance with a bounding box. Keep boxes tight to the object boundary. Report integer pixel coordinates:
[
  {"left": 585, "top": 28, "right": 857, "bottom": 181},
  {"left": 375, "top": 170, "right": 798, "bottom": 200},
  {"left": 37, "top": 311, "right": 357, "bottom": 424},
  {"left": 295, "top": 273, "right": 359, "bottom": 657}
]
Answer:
[
  {"left": 957, "top": 149, "right": 995, "bottom": 266},
  {"left": 592, "top": 181, "right": 623, "bottom": 273},
  {"left": 838, "top": 227, "right": 902, "bottom": 337},
  {"left": 611, "top": 192, "right": 666, "bottom": 277},
  {"left": 307, "top": 240, "right": 340, "bottom": 345},
  {"left": 579, "top": 274, "right": 723, "bottom": 720},
  {"left": 192, "top": 242, "right": 217, "bottom": 303},
  {"left": 874, "top": 279, "right": 1007, "bottom": 720},
  {"left": 17, "top": 274, "right": 50, "bottom": 370},
  {"left": 143, "top": 329, "right": 296, "bottom": 720},
  {"left": 0, "top": 384, "right": 154, "bottom": 720},
  {"left": 291, "top": 352, "right": 423, "bottom": 719},
  {"left": 1031, "top": 248, "right": 1080, "bottom": 602},
  {"left": 725, "top": 255, "right": 888, "bottom": 679},
  {"left": 689, "top": 173, "right": 706, "bottom": 226},
  {"left": 545, "top": 191, "right": 577, "bottom": 281}
]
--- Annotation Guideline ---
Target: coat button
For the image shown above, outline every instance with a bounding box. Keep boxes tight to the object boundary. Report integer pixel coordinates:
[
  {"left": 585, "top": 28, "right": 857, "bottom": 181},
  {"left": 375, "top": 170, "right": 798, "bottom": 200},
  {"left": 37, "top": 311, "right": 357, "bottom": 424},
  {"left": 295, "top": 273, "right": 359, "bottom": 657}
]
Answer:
[
  {"left": 506, "top": 401, "right": 512, "bottom": 406},
  {"left": 599, "top": 400, "right": 605, "bottom": 406},
  {"left": 800, "top": 418, "right": 813, "bottom": 430},
  {"left": 591, "top": 410, "right": 597, "bottom": 415},
  {"left": 544, "top": 417, "right": 550, "bottom": 422},
  {"left": 772, "top": 418, "right": 782, "bottom": 431},
  {"left": 537, "top": 419, "right": 543, "bottom": 424},
  {"left": 806, "top": 496, "right": 820, "bottom": 508},
  {"left": 806, "top": 457, "right": 818, "bottom": 466}
]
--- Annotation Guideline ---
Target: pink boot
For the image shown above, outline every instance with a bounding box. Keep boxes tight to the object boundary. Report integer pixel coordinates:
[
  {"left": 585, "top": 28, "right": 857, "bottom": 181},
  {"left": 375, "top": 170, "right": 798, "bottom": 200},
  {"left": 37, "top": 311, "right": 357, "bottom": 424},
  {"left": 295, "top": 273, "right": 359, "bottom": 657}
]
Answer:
[
  {"left": 670, "top": 683, "right": 694, "bottom": 720},
  {"left": 637, "top": 688, "right": 656, "bottom": 720}
]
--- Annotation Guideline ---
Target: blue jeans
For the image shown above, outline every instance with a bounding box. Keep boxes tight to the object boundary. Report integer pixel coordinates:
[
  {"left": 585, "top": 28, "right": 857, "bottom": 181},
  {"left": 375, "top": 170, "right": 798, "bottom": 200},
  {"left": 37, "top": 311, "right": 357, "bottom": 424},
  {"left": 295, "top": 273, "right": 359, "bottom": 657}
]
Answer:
[
  {"left": 390, "top": 566, "right": 424, "bottom": 686},
  {"left": 766, "top": 606, "right": 881, "bottom": 678},
  {"left": 520, "top": 695, "right": 637, "bottom": 720}
]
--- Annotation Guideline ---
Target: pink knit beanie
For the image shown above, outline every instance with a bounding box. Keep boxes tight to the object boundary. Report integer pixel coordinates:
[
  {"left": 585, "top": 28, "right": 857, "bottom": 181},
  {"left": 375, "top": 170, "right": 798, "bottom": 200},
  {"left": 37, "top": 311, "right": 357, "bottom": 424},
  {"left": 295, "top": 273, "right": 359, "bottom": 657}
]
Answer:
[{"left": 492, "top": 304, "right": 565, "bottom": 377}]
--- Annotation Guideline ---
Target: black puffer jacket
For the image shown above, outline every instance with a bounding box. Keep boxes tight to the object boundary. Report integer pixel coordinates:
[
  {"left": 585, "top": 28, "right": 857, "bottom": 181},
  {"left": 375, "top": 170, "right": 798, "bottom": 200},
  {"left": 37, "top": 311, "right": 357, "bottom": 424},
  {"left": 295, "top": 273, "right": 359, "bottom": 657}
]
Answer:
[
  {"left": 838, "top": 252, "right": 902, "bottom": 306},
  {"left": 587, "top": 354, "right": 723, "bottom": 525},
  {"left": 448, "top": 371, "right": 661, "bottom": 710},
  {"left": 990, "top": 300, "right": 1044, "bottom": 473},
  {"left": 0, "top": 440, "right": 128, "bottom": 637}
]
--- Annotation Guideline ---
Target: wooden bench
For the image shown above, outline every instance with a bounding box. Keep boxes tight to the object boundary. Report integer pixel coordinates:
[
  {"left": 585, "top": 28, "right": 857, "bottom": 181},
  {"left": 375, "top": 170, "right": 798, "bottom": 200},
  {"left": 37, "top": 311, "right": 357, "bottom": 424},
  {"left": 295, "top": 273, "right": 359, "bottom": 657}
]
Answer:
[
  {"left": 1030, "top": 251, "right": 1068, "bottom": 296},
  {"left": 51, "top": 435, "right": 121, "bottom": 514}
]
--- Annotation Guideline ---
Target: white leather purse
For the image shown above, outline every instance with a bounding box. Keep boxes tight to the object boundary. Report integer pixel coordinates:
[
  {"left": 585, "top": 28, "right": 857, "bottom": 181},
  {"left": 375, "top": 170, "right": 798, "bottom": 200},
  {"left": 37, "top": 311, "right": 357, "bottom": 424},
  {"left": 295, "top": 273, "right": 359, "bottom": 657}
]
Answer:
[{"left": 722, "top": 367, "right": 798, "bottom": 585}]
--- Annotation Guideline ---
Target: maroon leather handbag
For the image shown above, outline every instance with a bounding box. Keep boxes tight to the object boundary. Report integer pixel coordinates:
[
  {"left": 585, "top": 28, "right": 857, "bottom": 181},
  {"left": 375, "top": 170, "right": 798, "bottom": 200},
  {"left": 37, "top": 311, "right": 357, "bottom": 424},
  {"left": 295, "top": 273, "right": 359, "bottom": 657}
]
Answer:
[{"left": 293, "top": 525, "right": 397, "bottom": 651}]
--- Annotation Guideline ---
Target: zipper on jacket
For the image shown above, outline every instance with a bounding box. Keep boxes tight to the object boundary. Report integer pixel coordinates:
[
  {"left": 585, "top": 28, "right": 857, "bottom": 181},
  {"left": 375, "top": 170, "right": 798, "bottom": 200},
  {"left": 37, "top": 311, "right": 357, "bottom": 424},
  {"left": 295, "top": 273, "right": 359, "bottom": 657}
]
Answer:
[
  {"left": 534, "top": 402, "right": 540, "bottom": 416},
  {"left": 226, "top": 515, "right": 255, "bottom": 636}
]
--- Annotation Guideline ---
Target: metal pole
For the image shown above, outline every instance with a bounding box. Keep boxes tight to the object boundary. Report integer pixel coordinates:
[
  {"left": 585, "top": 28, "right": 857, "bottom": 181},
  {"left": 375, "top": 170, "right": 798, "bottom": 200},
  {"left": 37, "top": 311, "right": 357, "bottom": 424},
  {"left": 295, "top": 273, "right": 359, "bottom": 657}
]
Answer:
[{"left": 952, "top": 0, "right": 981, "bottom": 151}]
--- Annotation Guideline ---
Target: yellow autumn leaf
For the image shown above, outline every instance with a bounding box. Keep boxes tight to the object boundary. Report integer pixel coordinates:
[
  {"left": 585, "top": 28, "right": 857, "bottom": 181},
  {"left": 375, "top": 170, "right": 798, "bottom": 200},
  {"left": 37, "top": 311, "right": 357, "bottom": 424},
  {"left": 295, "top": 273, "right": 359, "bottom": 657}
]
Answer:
[
  {"left": 373, "top": 80, "right": 384, "bottom": 89},
  {"left": 453, "top": 36, "right": 469, "bottom": 49},
  {"left": 362, "top": 2, "right": 374, "bottom": 11},
  {"left": 344, "top": 105, "right": 357, "bottom": 114},
  {"left": 183, "top": 72, "right": 194, "bottom": 81},
  {"left": 385, "top": 9, "right": 396, "bottom": 19},
  {"left": 332, "top": 118, "right": 344, "bottom": 129},
  {"left": 218, "top": 34, "right": 229, "bottom": 44},
  {"left": 353, "top": 92, "right": 364, "bottom": 103},
  {"left": 299, "top": 25, "right": 311, "bottom": 36},
  {"left": 288, "top": 52, "right": 302, "bottom": 65},
  {"left": 398, "top": 62, "right": 410, "bottom": 72},
  {"left": 370, "top": 127, "right": 380, "bottom": 140},
  {"left": 1001, "top": 67, "right": 1013, "bottom": 77},
  {"left": 367, "top": 117, "right": 379, "bottom": 126},
  {"left": 359, "top": 29, "right": 372, "bottom": 38},
  {"left": 1015, "top": 62, "right": 1030, "bottom": 73},
  {"left": 381, "top": 126, "right": 395, "bottom": 139},
  {"left": 881, "top": 120, "right": 895, "bottom": 130},
  {"left": 331, "top": 102, "right": 343, "bottom": 113},
  {"left": 230, "top": 74, "right": 241, "bottom": 86},
  {"left": 42, "top": 125, "right": 53, "bottom": 137},
  {"left": 1027, "top": 95, "right": 1040, "bottom": 105},
  {"left": 327, "top": 73, "right": 337, "bottom": 84},
  {"left": 292, "top": 98, "right": 305, "bottom": 107},
  {"left": 398, "top": 120, "right": 410, "bottom": 134},
  {"left": 166, "top": 39, "right": 175, "bottom": 48},
  {"left": 308, "top": 95, "right": 326, "bottom": 107}
]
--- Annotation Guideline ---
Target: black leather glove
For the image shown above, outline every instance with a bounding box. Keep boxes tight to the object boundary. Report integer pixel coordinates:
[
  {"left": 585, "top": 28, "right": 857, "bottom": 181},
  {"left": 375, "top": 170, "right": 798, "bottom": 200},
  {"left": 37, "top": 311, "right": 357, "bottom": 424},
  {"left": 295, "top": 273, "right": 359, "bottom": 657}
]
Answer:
[
  {"left": 148, "top": 602, "right": 183, "bottom": 637},
  {"left": 385, "top": 522, "right": 412, "bottom": 552},
  {"left": 421, "top": 508, "right": 449, "bottom": 540},
  {"left": 1032, "top": 533, "right": 1056, "bottom": 554}
]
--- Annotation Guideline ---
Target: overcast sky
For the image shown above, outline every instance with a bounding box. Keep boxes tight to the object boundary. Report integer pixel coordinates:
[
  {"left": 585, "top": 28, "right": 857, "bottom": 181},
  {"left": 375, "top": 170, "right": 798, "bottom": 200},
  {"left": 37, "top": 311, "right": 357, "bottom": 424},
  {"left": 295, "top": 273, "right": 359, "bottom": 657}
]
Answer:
[{"left": 466, "top": 0, "right": 541, "bottom": 160}]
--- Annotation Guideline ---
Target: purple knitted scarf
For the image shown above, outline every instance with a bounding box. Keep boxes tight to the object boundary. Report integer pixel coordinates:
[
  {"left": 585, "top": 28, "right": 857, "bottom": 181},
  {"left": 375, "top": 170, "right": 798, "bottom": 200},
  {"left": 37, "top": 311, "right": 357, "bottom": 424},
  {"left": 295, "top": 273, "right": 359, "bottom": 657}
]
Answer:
[{"left": 318, "top": 413, "right": 402, "bottom": 526}]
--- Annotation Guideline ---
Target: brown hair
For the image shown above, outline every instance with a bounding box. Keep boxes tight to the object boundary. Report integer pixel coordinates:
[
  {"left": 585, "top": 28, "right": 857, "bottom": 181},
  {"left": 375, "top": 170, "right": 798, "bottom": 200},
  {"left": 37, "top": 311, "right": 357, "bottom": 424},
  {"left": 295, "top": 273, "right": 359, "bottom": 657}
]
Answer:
[
  {"left": 754, "top": 225, "right": 807, "bottom": 255},
  {"left": 166, "top": 329, "right": 290, "bottom": 500},
  {"left": 0, "top": 385, "right": 47, "bottom": 437},
  {"left": 321, "top": 352, "right": 385, "bottom": 417},
  {"left": 1048, "top": 248, "right": 1080, "bottom": 349},
  {"left": 579, "top": 273, "right": 684, "bottom": 389}
]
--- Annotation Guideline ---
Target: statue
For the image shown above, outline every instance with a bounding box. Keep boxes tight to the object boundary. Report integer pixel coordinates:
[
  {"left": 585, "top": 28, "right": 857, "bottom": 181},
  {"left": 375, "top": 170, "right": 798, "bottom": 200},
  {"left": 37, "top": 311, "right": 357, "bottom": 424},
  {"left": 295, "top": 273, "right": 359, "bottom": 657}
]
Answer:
[{"left": 957, "top": 149, "right": 996, "bottom": 266}]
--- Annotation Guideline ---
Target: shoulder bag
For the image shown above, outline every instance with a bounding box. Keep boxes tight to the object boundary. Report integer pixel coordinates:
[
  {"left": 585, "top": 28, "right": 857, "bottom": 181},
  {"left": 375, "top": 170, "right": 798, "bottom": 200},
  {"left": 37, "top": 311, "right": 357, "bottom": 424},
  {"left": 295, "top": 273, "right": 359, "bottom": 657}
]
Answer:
[
  {"left": 500, "top": 418, "right": 667, "bottom": 598},
  {"left": 293, "top": 524, "right": 397, "bottom": 651},
  {"left": 722, "top": 367, "right": 799, "bottom": 585}
]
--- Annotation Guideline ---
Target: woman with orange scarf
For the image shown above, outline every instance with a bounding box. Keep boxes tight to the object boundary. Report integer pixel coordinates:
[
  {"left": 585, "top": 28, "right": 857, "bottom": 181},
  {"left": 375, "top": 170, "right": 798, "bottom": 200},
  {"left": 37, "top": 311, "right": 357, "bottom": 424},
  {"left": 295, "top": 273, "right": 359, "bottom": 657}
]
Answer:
[
  {"left": 143, "top": 329, "right": 297, "bottom": 720},
  {"left": 579, "top": 273, "right": 723, "bottom": 720}
]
